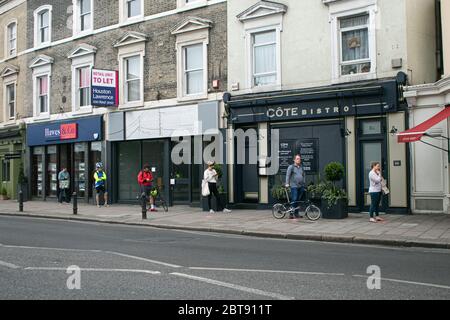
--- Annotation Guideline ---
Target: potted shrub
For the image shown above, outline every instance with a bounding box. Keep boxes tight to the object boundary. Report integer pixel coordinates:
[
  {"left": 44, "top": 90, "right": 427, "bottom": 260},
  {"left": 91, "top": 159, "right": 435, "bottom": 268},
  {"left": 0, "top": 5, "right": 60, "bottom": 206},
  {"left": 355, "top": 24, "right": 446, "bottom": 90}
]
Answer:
[
  {"left": 271, "top": 184, "right": 288, "bottom": 202},
  {"left": 1, "top": 186, "right": 9, "bottom": 200},
  {"left": 319, "top": 162, "right": 348, "bottom": 219},
  {"left": 17, "top": 162, "right": 29, "bottom": 202}
]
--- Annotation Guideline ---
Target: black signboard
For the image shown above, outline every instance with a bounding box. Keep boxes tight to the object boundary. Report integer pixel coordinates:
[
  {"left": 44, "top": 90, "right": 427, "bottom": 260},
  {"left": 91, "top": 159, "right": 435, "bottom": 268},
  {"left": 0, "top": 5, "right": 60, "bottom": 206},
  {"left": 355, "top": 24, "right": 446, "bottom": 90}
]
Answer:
[
  {"left": 296, "top": 139, "right": 319, "bottom": 174},
  {"left": 278, "top": 139, "right": 319, "bottom": 175},
  {"left": 278, "top": 140, "right": 295, "bottom": 175},
  {"left": 4, "top": 152, "right": 21, "bottom": 160}
]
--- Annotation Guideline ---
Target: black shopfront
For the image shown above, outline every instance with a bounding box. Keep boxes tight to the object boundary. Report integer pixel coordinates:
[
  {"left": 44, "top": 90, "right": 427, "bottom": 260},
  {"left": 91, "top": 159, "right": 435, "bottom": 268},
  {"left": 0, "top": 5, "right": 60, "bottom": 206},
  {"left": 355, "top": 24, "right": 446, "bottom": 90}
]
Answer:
[{"left": 226, "top": 79, "right": 408, "bottom": 213}]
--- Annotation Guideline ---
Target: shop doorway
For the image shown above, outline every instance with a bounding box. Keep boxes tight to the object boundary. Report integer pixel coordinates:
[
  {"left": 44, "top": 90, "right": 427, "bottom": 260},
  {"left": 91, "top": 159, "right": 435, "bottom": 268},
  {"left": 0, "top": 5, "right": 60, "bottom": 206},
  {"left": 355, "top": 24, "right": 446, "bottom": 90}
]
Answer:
[
  {"left": 234, "top": 126, "right": 259, "bottom": 204},
  {"left": 356, "top": 119, "right": 388, "bottom": 212}
]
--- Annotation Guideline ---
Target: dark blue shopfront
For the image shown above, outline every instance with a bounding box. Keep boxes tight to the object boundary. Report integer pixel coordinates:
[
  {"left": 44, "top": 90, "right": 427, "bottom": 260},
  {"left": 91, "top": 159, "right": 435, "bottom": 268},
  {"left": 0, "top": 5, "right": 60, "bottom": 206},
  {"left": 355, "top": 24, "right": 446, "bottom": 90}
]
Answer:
[{"left": 26, "top": 116, "right": 104, "bottom": 202}]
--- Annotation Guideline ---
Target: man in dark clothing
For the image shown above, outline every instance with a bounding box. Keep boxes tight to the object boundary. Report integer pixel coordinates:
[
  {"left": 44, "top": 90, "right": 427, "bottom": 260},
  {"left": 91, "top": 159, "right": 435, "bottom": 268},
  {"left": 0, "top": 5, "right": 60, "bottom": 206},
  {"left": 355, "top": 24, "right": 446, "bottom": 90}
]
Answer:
[
  {"left": 138, "top": 164, "right": 156, "bottom": 212},
  {"left": 285, "top": 154, "right": 306, "bottom": 219}
]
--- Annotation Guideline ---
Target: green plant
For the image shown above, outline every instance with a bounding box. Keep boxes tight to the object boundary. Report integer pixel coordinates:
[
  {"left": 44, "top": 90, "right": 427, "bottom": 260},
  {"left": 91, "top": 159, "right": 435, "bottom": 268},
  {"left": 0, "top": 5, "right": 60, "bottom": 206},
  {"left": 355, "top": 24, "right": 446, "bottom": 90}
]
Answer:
[
  {"left": 213, "top": 163, "right": 223, "bottom": 179},
  {"left": 218, "top": 185, "right": 226, "bottom": 194},
  {"left": 320, "top": 162, "right": 347, "bottom": 208},
  {"left": 271, "top": 184, "right": 287, "bottom": 200},
  {"left": 324, "top": 162, "right": 345, "bottom": 182},
  {"left": 1, "top": 187, "right": 7, "bottom": 196}
]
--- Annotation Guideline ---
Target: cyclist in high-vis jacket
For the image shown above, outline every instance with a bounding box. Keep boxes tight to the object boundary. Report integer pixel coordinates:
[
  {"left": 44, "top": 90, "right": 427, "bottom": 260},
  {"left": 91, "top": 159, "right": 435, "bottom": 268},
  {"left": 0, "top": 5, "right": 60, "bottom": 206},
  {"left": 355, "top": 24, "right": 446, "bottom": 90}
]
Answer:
[{"left": 94, "top": 162, "right": 109, "bottom": 208}]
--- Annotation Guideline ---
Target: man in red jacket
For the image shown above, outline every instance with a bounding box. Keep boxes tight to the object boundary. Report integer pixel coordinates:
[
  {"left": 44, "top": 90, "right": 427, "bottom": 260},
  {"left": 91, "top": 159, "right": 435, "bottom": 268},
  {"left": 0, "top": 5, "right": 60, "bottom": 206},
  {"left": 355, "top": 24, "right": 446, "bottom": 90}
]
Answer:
[{"left": 138, "top": 164, "right": 156, "bottom": 212}]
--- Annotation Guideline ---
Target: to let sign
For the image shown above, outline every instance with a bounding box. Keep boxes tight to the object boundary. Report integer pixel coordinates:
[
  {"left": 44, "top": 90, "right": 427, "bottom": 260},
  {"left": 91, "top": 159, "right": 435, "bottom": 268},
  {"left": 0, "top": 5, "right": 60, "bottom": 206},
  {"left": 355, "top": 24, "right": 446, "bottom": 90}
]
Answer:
[{"left": 91, "top": 69, "right": 119, "bottom": 107}]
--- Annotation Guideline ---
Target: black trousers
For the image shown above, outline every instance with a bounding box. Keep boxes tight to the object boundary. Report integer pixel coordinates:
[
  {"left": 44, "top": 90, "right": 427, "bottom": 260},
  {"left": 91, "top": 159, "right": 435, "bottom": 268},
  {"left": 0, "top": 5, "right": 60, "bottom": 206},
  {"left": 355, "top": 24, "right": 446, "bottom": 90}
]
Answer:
[
  {"left": 58, "top": 188, "right": 70, "bottom": 203},
  {"left": 208, "top": 182, "right": 223, "bottom": 211}
]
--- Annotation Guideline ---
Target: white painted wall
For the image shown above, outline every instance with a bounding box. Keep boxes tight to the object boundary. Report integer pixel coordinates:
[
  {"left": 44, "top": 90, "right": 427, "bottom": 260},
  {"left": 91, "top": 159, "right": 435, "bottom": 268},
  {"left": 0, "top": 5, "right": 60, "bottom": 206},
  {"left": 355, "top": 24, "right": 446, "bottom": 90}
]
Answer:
[
  {"left": 228, "top": 0, "right": 436, "bottom": 93},
  {"left": 442, "top": 0, "right": 450, "bottom": 77}
]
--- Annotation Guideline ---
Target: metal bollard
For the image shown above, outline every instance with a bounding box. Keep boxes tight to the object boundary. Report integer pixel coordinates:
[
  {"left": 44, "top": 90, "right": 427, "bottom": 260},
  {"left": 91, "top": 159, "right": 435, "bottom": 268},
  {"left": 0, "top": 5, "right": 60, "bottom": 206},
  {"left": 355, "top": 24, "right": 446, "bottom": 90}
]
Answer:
[
  {"left": 19, "top": 190, "right": 23, "bottom": 212},
  {"left": 73, "top": 192, "right": 77, "bottom": 215},
  {"left": 141, "top": 192, "right": 147, "bottom": 220}
]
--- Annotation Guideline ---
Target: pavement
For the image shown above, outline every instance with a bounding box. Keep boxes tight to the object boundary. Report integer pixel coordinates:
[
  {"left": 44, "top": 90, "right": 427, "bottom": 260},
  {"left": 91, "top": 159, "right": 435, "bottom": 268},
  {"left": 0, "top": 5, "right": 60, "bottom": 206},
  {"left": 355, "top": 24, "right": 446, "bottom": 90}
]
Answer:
[{"left": 1, "top": 200, "right": 450, "bottom": 249}]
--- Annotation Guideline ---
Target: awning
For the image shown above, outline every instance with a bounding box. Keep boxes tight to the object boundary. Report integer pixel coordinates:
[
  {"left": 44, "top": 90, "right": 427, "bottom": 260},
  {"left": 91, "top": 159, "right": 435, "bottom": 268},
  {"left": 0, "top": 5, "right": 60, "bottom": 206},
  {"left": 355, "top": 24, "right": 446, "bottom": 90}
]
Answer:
[{"left": 397, "top": 106, "right": 450, "bottom": 143}]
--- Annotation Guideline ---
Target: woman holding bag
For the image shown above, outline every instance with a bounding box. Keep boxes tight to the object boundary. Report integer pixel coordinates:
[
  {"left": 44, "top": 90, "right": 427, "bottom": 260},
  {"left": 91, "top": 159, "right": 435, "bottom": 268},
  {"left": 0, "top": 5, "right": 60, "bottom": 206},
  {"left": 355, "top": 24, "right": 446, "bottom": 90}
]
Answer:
[
  {"left": 203, "top": 161, "right": 231, "bottom": 214},
  {"left": 368, "top": 161, "right": 385, "bottom": 223}
]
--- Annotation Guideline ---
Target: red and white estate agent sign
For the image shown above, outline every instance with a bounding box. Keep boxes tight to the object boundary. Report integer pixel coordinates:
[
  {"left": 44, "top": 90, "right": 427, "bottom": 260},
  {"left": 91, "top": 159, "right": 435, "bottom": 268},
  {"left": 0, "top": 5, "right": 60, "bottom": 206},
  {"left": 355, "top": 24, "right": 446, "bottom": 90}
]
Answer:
[{"left": 91, "top": 69, "right": 119, "bottom": 107}]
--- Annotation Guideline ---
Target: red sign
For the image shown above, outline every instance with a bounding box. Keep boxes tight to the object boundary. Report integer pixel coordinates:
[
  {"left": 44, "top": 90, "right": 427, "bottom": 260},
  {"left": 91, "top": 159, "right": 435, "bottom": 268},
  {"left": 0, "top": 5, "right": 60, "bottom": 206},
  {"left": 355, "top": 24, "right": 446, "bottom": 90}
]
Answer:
[{"left": 60, "top": 123, "right": 77, "bottom": 140}]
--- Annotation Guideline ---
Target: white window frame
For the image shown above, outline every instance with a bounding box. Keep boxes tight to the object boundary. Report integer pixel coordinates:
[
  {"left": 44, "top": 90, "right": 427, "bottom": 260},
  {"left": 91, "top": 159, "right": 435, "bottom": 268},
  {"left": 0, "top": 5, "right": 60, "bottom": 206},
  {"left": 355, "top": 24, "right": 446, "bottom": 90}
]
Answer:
[
  {"left": 245, "top": 25, "right": 282, "bottom": 92},
  {"left": 118, "top": 51, "right": 144, "bottom": 109},
  {"left": 177, "top": 0, "right": 207, "bottom": 9},
  {"left": 174, "top": 21, "right": 209, "bottom": 102},
  {"left": 34, "top": 5, "right": 52, "bottom": 48},
  {"left": 5, "top": 20, "right": 17, "bottom": 59},
  {"left": 251, "top": 29, "right": 278, "bottom": 88},
  {"left": 329, "top": 3, "right": 377, "bottom": 84},
  {"left": 32, "top": 65, "right": 51, "bottom": 119},
  {"left": 3, "top": 80, "right": 16, "bottom": 122},
  {"left": 71, "top": 53, "right": 94, "bottom": 114},
  {"left": 119, "top": 0, "right": 144, "bottom": 24},
  {"left": 177, "top": 40, "right": 208, "bottom": 100},
  {"left": 72, "top": 0, "right": 94, "bottom": 35}
]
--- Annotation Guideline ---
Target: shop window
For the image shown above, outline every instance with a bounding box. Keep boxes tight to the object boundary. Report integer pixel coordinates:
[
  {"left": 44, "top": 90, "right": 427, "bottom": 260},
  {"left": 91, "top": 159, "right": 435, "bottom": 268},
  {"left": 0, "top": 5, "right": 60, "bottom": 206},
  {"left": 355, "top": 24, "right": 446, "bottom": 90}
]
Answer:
[
  {"left": 2, "top": 159, "right": 10, "bottom": 182},
  {"left": 117, "top": 141, "right": 140, "bottom": 200},
  {"left": 46, "top": 145, "right": 58, "bottom": 197},
  {"left": 74, "top": 143, "right": 87, "bottom": 198},
  {"left": 32, "top": 147, "right": 44, "bottom": 197},
  {"left": 89, "top": 142, "right": 102, "bottom": 198}
]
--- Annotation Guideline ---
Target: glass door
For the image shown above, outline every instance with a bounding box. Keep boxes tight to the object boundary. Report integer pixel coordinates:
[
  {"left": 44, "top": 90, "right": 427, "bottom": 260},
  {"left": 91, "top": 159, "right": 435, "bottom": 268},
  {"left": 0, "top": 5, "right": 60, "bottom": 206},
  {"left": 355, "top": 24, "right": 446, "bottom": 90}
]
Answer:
[
  {"left": 46, "top": 145, "right": 58, "bottom": 197},
  {"left": 32, "top": 147, "right": 44, "bottom": 197},
  {"left": 357, "top": 119, "right": 388, "bottom": 212},
  {"left": 74, "top": 143, "right": 87, "bottom": 198}
]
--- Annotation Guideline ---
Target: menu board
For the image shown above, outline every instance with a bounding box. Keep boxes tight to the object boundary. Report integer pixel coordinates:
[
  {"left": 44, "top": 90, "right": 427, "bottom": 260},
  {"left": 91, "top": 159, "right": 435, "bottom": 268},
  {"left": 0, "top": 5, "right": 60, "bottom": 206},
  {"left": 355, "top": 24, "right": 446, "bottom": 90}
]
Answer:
[
  {"left": 296, "top": 139, "right": 318, "bottom": 173},
  {"left": 278, "top": 140, "right": 295, "bottom": 175}
]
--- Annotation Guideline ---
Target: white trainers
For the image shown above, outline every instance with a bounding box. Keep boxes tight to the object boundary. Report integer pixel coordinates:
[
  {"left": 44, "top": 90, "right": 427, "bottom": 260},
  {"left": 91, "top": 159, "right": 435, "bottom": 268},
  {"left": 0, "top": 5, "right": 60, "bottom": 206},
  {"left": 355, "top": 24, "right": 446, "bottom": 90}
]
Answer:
[
  {"left": 209, "top": 209, "right": 215, "bottom": 214},
  {"left": 223, "top": 208, "right": 232, "bottom": 213},
  {"left": 369, "top": 218, "right": 377, "bottom": 223}
]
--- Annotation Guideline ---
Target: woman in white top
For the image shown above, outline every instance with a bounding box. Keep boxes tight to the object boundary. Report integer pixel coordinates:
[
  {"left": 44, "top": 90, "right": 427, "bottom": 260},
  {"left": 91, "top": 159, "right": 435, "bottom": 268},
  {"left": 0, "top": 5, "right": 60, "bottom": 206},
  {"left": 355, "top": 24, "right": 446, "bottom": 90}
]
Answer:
[
  {"left": 368, "top": 161, "right": 385, "bottom": 223},
  {"left": 204, "top": 161, "right": 231, "bottom": 214}
]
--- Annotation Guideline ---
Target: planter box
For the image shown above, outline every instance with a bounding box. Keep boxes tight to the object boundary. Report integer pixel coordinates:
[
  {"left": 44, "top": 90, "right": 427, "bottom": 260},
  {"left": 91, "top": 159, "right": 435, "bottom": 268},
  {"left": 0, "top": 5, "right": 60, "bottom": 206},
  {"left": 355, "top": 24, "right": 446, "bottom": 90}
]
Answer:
[
  {"left": 320, "top": 199, "right": 348, "bottom": 219},
  {"left": 202, "top": 193, "right": 228, "bottom": 212}
]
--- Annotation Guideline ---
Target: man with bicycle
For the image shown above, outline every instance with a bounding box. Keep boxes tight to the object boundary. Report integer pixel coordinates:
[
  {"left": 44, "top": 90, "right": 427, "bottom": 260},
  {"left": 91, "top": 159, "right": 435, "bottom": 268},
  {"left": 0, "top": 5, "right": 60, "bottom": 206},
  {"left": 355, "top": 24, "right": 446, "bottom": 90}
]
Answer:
[
  {"left": 285, "top": 154, "right": 306, "bottom": 219},
  {"left": 138, "top": 164, "right": 156, "bottom": 212}
]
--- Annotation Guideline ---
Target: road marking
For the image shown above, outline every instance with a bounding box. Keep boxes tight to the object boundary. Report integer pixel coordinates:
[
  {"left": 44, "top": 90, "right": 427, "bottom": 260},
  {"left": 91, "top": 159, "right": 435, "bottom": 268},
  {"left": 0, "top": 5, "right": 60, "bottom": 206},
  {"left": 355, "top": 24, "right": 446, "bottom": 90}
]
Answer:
[
  {"left": 170, "top": 272, "right": 295, "bottom": 300},
  {"left": 24, "top": 267, "right": 161, "bottom": 275},
  {"left": 104, "top": 251, "right": 182, "bottom": 268},
  {"left": 353, "top": 275, "right": 450, "bottom": 290},
  {"left": 0, "top": 243, "right": 182, "bottom": 268},
  {"left": 0, "top": 260, "right": 21, "bottom": 269},
  {"left": 188, "top": 267, "right": 345, "bottom": 276}
]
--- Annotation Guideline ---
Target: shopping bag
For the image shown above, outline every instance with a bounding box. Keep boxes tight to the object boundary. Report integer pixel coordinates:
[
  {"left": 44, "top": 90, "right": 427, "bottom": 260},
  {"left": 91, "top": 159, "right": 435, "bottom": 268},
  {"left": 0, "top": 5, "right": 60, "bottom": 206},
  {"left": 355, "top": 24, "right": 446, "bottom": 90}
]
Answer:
[{"left": 201, "top": 180, "right": 210, "bottom": 197}]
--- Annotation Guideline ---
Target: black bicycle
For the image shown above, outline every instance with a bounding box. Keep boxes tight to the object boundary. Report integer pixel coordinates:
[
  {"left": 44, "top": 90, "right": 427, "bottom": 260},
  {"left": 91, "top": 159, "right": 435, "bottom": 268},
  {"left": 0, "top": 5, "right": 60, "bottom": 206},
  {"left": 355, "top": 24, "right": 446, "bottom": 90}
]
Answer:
[
  {"left": 272, "top": 187, "right": 321, "bottom": 220},
  {"left": 138, "top": 185, "right": 168, "bottom": 212}
]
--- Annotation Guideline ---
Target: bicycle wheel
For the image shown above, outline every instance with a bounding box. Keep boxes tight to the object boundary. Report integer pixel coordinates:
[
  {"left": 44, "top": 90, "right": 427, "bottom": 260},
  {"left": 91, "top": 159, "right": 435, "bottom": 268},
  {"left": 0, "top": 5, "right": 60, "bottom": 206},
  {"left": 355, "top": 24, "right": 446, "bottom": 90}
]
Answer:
[
  {"left": 272, "top": 203, "right": 287, "bottom": 219},
  {"left": 305, "top": 204, "right": 321, "bottom": 221}
]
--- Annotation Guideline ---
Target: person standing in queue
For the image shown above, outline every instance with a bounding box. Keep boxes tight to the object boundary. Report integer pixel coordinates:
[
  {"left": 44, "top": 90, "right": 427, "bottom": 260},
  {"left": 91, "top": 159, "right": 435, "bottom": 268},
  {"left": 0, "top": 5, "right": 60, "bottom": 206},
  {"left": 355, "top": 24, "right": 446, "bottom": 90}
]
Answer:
[
  {"left": 138, "top": 164, "right": 157, "bottom": 212},
  {"left": 94, "top": 162, "right": 109, "bottom": 208},
  {"left": 285, "top": 154, "right": 306, "bottom": 219}
]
